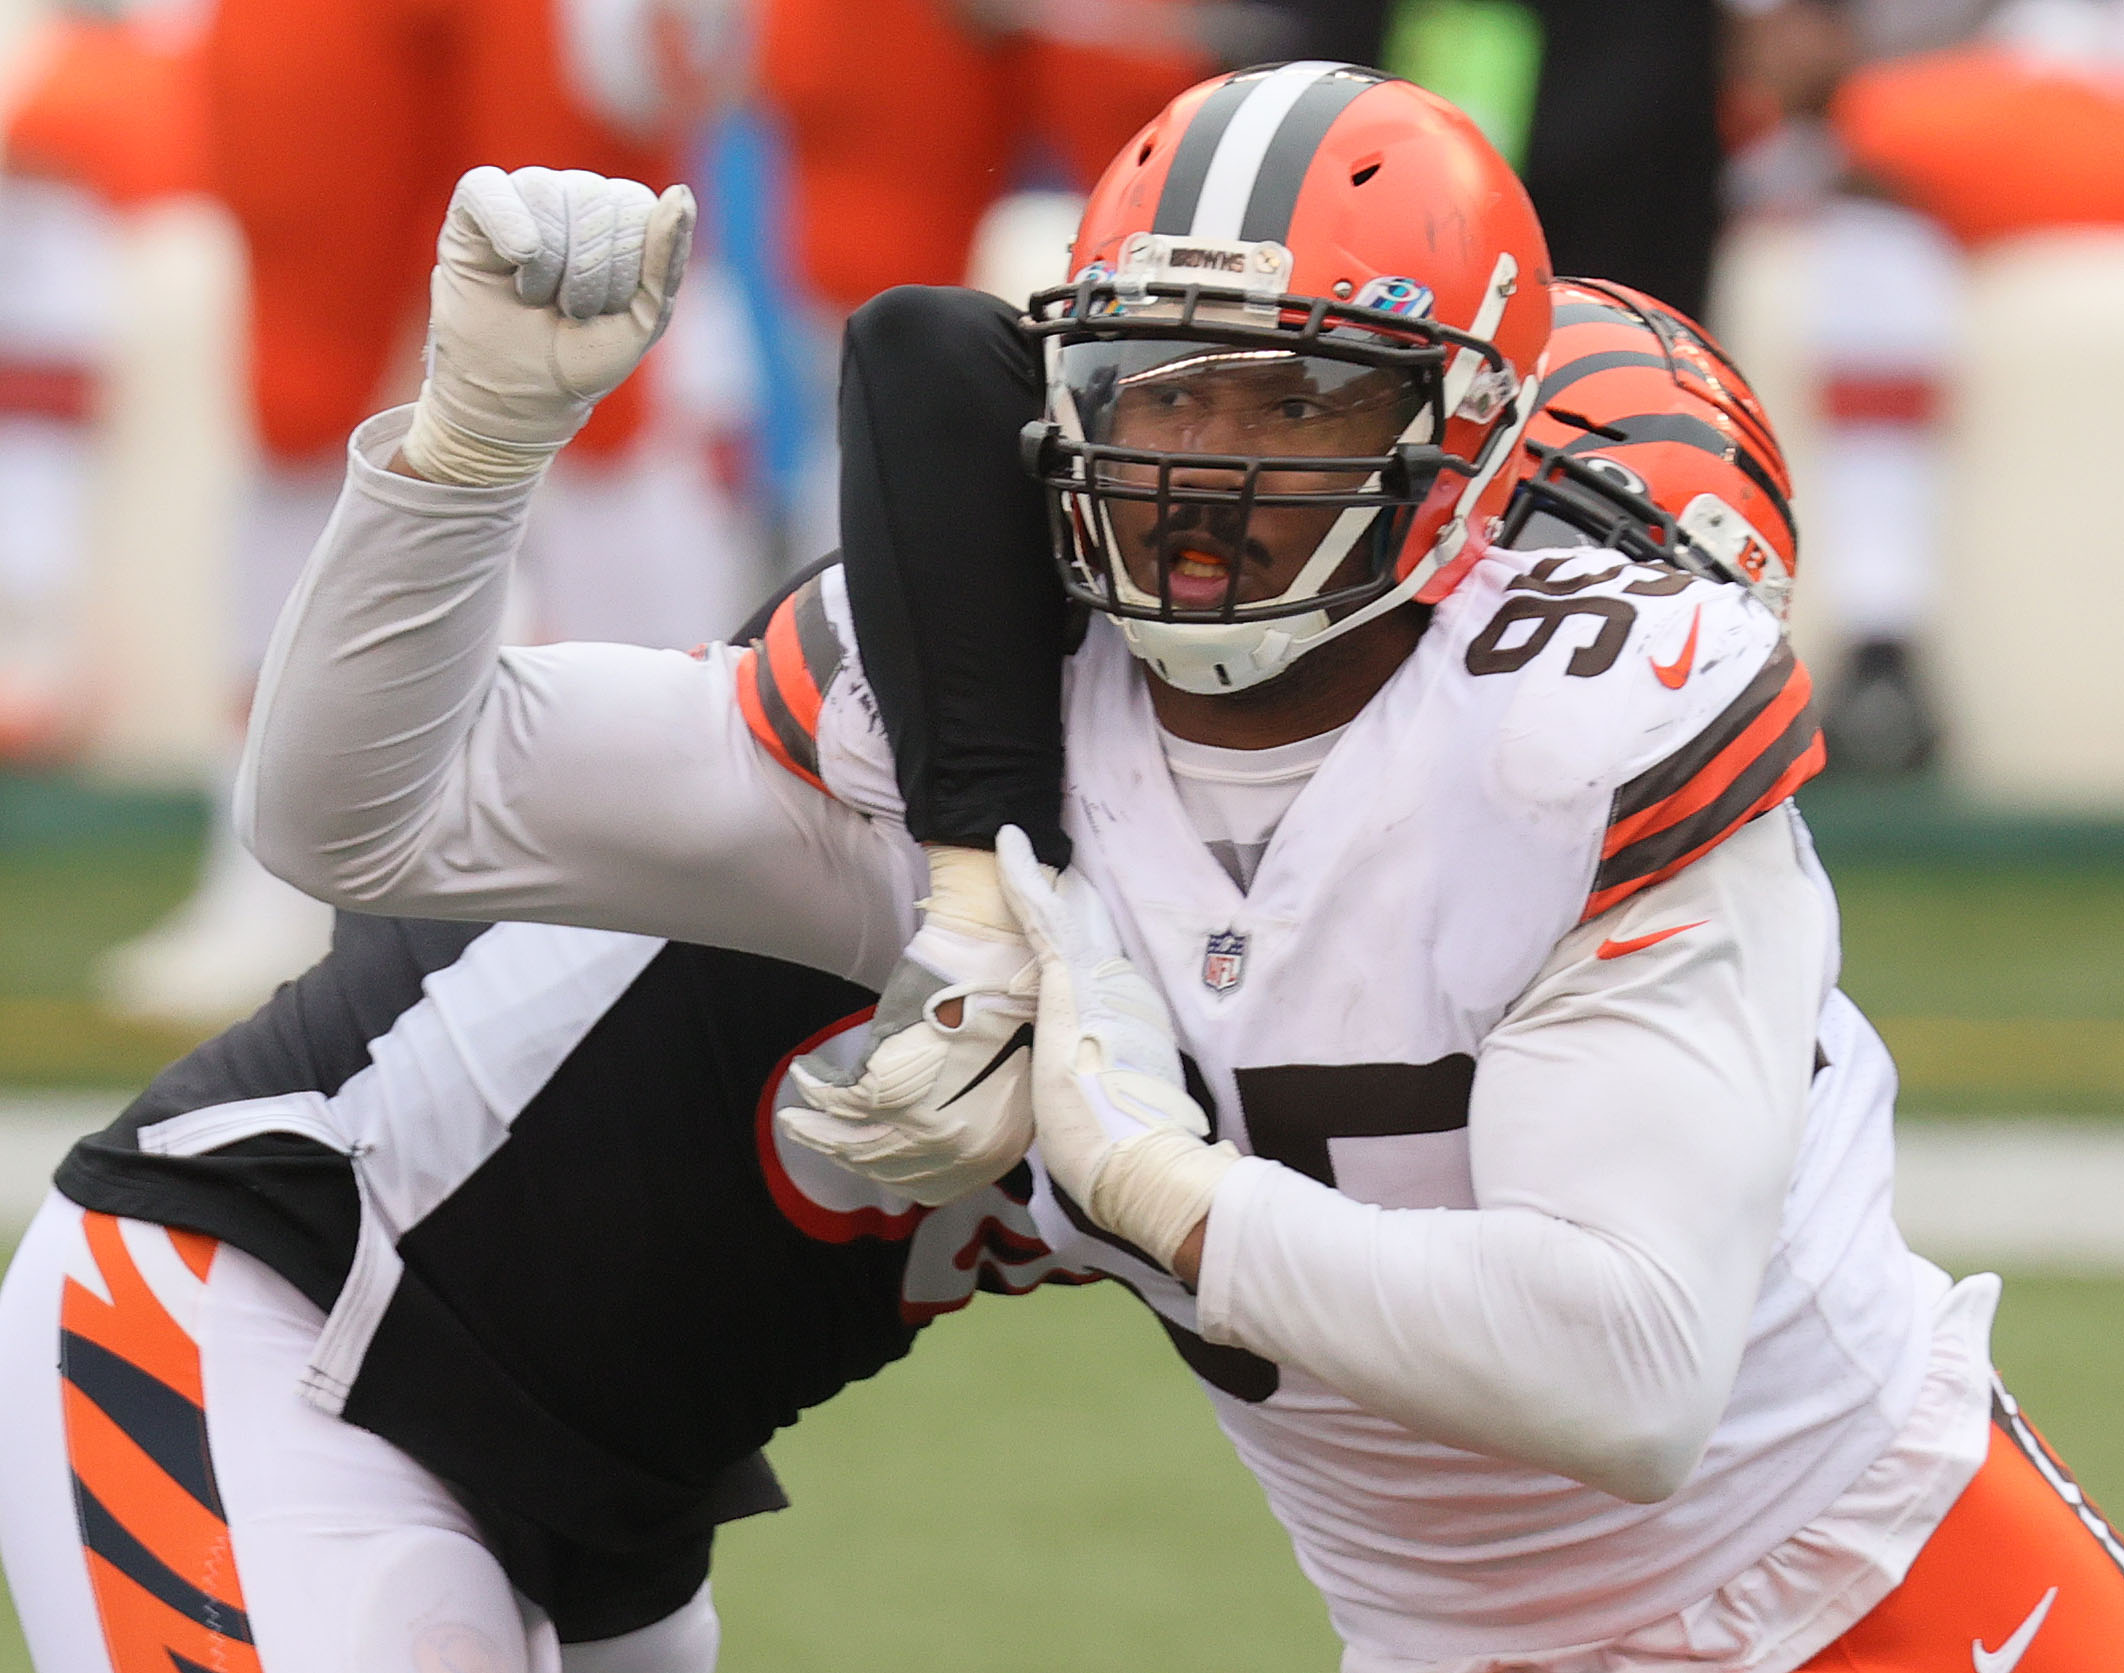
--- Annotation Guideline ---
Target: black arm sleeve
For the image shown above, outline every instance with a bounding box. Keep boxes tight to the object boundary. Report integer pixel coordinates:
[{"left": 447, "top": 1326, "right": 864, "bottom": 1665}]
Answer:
[{"left": 837, "top": 286, "right": 1074, "bottom": 868}]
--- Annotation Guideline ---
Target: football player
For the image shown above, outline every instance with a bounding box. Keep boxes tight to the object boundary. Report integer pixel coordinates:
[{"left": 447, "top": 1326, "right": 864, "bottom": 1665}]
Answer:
[
  {"left": 0, "top": 902, "right": 1088, "bottom": 1672},
  {"left": 231, "top": 67, "right": 2124, "bottom": 1671}
]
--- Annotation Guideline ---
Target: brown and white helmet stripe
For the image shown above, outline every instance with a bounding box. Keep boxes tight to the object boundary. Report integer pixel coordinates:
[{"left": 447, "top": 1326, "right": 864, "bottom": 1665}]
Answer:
[{"left": 1149, "top": 62, "right": 1391, "bottom": 244}]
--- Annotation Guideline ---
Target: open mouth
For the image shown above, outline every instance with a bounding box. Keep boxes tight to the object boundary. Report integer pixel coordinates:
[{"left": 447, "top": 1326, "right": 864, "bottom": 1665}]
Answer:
[
  {"left": 1141, "top": 524, "right": 1277, "bottom": 612},
  {"left": 1156, "top": 540, "right": 1245, "bottom": 610}
]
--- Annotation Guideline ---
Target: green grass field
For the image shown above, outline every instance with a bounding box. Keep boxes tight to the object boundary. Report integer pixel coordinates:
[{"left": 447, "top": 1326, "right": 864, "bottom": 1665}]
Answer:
[
  {"left": 1, "top": 1272, "right": 2118, "bottom": 1671},
  {"left": 2, "top": 773, "right": 2121, "bottom": 1668}
]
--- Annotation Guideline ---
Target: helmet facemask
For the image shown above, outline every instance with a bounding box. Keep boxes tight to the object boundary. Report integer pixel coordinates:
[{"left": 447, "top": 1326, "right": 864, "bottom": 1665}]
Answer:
[{"left": 1022, "top": 272, "right": 1524, "bottom": 692}]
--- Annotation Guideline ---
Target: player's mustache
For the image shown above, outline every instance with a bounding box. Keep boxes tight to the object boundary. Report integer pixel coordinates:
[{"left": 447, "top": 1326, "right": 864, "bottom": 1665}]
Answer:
[{"left": 1140, "top": 505, "right": 1273, "bottom": 571}]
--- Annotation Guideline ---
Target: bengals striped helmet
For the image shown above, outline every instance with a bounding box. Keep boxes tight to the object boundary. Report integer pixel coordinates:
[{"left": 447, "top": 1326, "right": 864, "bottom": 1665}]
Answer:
[
  {"left": 1019, "top": 63, "right": 1552, "bottom": 694},
  {"left": 1501, "top": 278, "right": 1799, "bottom": 620}
]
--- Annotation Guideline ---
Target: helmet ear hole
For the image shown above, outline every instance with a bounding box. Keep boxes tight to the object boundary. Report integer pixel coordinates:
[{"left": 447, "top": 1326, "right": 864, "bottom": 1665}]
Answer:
[
  {"left": 1350, "top": 157, "right": 1382, "bottom": 186},
  {"left": 1137, "top": 139, "right": 1155, "bottom": 165}
]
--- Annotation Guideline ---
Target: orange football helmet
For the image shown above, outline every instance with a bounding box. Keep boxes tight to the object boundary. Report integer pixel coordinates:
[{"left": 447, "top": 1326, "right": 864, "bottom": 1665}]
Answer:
[
  {"left": 1501, "top": 278, "right": 1799, "bottom": 620},
  {"left": 1019, "top": 63, "right": 1553, "bottom": 693}
]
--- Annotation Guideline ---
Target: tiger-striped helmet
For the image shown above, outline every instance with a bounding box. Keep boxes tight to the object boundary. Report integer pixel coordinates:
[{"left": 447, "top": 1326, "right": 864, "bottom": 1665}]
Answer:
[{"left": 1501, "top": 278, "right": 1799, "bottom": 620}]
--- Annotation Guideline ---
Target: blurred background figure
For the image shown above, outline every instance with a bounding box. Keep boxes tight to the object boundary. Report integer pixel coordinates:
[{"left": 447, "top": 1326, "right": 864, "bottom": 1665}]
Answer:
[
  {"left": 1722, "top": 0, "right": 2124, "bottom": 794},
  {"left": 75, "top": 0, "right": 764, "bottom": 1025},
  {"left": 752, "top": 0, "right": 1294, "bottom": 563},
  {"left": 1723, "top": 0, "right": 1979, "bottom": 777},
  {"left": 0, "top": 0, "right": 205, "bottom": 766},
  {"left": 0, "top": 169, "right": 105, "bottom": 766},
  {"left": 1384, "top": 0, "right": 1727, "bottom": 319}
]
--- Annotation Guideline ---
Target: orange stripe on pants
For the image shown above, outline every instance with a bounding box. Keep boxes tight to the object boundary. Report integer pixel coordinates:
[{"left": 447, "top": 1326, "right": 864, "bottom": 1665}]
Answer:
[
  {"left": 58, "top": 1214, "right": 262, "bottom": 1673},
  {"left": 1799, "top": 1388, "right": 2124, "bottom": 1669}
]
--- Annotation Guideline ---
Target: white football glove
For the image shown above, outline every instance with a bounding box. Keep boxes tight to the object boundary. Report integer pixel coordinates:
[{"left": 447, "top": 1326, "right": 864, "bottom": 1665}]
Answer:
[
  {"left": 995, "top": 826, "right": 1238, "bottom": 1270},
  {"left": 401, "top": 165, "right": 695, "bottom": 487},
  {"left": 775, "top": 846, "right": 1039, "bottom": 1206}
]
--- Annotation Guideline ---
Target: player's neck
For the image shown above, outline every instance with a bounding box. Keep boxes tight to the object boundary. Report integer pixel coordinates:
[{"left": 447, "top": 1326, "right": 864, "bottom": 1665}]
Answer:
[{"left": 1147, "top": 605, "right": 1428, "bottom": 749}]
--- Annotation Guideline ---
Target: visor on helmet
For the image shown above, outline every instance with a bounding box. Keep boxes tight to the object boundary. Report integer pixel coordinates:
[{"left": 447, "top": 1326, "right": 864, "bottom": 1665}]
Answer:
[{"left": 1024, "top": 277, "right": 1508, "bottom": 627}]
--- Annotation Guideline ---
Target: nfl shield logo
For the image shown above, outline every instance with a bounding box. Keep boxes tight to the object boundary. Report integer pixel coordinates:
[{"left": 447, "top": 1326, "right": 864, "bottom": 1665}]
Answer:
[{"left": 1202, "top": 930, "right": 1248, "bottom": 993}]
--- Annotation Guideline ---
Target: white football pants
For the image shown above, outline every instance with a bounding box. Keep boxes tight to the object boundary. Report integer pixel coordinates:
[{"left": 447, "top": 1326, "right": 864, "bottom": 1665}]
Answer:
[{"left": 0, "top": 1193, "right": 721, "bottom": 1673}]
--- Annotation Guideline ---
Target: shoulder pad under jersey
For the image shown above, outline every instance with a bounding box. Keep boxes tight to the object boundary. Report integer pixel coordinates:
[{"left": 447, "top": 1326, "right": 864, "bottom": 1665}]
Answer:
[{"left": 1434, "top": 547, "right": 1824, "bottom": 921}]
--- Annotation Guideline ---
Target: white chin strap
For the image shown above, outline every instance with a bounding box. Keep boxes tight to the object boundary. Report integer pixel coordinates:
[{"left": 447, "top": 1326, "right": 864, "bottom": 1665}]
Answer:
[{"left": 1121, "top": 366, "right": 1542, "bottom": 694}]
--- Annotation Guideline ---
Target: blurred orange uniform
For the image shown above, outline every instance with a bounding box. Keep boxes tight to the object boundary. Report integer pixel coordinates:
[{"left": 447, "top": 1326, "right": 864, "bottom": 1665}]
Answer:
[
  {"left": 759, "top": 0, "right": 1210, "bottom": 311},
  {"left": 1834, "top": 46, "right": 2124, "bottom": 247},
  {"left": 202, "top": 0, "right": 681, "bottom": 461},
  {"left": 6, "top": 0, "right": 683, "bottom": 462},
  {"left": 2, "top": 14, "right": 209, "bottom": 208}
]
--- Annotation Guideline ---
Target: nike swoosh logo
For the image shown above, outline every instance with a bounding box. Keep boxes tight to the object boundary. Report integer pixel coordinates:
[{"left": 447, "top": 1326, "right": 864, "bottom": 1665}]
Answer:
[
  {"left": 1595, "top": 921, "right": 1707, "bottom": 960},
  {"left": 937, "top": 1022, "right": 1036, "bottom": 1109},
  {"left": 1974, "top": 1585, "right": 2057, "bottom": 1673},
  {"left": 1650, "top": 603, "right": 1703, "bottom": 689}
]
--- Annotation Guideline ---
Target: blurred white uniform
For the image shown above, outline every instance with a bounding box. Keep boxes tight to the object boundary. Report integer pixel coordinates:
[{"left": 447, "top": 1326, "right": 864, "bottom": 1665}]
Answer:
[
  {"left": 0, "top": 172, "right": 110, "bottom": 756},
  {"left": 234, "top": 415, "right": 2001, "bottom": 1671}
]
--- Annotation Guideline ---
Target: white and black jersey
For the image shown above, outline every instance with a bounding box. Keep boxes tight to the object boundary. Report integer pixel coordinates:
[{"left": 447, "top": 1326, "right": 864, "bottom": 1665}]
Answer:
[{"left": 54, "top": 912, "right": 1090, "bottom": 1639}]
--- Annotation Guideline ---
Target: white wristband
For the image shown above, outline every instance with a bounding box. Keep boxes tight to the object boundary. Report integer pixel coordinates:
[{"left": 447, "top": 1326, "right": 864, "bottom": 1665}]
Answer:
[
  {"left": 1090, "top": 1129, "right": 1241, "bottom": 1270},
  {"left": 921, "top": 843, "right": 1021, "bottom": 941},
  {"left": 399, "top": 391, "right": 565, "bottom": 488}
]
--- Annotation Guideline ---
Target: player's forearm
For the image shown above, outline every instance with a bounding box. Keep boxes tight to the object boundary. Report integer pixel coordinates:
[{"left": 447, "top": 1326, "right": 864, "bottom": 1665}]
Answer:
[
  {"left": 1196, "top": 814, "right": 1829, "bottom": 1500},
  {"left": 1198, "top": 1165, "right": 1731, "bottom": 1501},
  {"left": 240, "top": 406, "right": 531, "bottom": 904},
  {"left": 242, "top": 410, "right": 921, "bottom": 977}
]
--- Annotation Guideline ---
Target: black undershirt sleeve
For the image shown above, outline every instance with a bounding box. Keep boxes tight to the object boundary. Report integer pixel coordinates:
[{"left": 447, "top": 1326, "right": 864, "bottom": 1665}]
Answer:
[{"left": 836, "top": 286, "right": 1074, "bottom": 868}]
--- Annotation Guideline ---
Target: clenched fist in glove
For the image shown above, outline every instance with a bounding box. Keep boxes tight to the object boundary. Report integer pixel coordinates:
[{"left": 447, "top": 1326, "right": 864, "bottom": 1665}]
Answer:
[
  {"left": 995, "top": 827, "right": 1239, "bottom": 1272},
  {"left": 400, "top": 165, "right": 695, "bottom": 487},
  {"left": 776, "top": 846, "right": 1039, "bottom": 1207}
]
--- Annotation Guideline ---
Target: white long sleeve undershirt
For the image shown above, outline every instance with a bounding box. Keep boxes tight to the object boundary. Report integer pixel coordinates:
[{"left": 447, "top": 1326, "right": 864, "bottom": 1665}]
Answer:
[
  {"left": 1197, "top": 810, "right": 1834, "bottom": 1504},
  {"left": 237, "top": 407, "right": 922, "bottom": 990}
]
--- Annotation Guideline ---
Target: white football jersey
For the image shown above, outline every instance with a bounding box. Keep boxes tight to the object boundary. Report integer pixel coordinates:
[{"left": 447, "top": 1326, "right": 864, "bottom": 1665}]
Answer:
[{"left": 1003, "top": 549, "right": 1962, "bottom": 1666}]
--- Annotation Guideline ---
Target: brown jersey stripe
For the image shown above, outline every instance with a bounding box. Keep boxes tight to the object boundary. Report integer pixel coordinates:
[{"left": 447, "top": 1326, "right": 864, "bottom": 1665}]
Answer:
[
  {"left": 1593, "top": 697, "right": 1821, "bottom": 901},
  {"left": 1584, "top": 731, "right": 1822, "bottom": 921},
  {"left": 1611, "top": 641, "right": 1802, "bottom": 826},
  {"left": 790, "top": 574, "right": 845, "bottom": 708},
  {"left": 1605, "top": 657, "right": 1817, "bottom": 858},
  {"left": 733, "top": 646, "right": 825, "bottom": 792},
  {"left": 753, "top": 575, "right": 840, "bottom": 748}
]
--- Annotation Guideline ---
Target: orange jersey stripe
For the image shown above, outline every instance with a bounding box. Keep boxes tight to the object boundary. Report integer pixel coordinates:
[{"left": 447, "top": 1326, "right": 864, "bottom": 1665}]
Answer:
[
  {"left": 169, "top": 1229, "right": 216, "bottom": 1283},
  {"left": 1584, "top": 732, "right": 1823, "bottom": 920},
  {"left": 63, "top": 1388, "right": 237, "bottom": 1605},
  {"left": 734, "top": 646, "right": 827, "bottom": 793},
  {"left": 763, "top": 600, "right": 825, "bottom": 739},
  {"left": 1603, "top": 656, "right": 1816, "bottom": 861}
]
